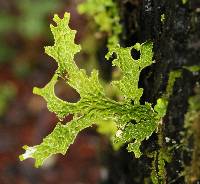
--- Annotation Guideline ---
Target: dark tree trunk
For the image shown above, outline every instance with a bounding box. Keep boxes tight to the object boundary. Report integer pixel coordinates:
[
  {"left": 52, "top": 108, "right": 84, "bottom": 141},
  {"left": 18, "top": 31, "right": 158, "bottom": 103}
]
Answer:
[{"left": 103, "top": 0, "right": 200, "bottom": 183}]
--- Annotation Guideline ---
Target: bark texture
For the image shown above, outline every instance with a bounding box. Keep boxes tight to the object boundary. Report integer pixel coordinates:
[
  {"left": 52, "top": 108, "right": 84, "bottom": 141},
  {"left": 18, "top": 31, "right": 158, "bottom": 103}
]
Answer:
[{"left": 103, "top": 0, "right": 200, "bottom": 183}]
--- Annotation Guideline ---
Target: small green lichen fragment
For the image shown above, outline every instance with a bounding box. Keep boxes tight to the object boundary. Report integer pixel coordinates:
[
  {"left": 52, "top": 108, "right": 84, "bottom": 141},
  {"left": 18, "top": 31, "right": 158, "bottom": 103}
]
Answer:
[
  {"left": 182, "top": 0, "right": 188, "bottom": 4},
  {"left": 96, "top": 119, "right": 117, "bottom": 137},
  {"left": 154, "top": 98, "right": 168, "bottom": 118},
  {"left": 127, "top": 142, "right": 142, "bottom": 158},
  {"left": 77, "top": 0, "right": 122, "bottom": 48},
  {"left": 183, "top": 65, "right": 200, "bottom": 73},
  {"left": 20, "top": 12, "right": 164, "bottom": 167},
  {"left": 161, "top": 14, "right": 165, "bottom": 23}
]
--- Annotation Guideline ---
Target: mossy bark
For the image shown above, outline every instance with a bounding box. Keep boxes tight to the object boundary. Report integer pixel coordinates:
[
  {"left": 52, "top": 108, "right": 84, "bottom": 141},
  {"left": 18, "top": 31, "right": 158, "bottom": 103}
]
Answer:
[{"left": 103, "top": 0, "right": 200, "bottom": 183}]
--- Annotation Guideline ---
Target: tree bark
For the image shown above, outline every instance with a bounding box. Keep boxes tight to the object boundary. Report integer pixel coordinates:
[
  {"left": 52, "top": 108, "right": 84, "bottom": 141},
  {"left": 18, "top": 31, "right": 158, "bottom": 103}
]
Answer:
[{"left": 103, "top": 0, "right": 200, "bottom": 183}]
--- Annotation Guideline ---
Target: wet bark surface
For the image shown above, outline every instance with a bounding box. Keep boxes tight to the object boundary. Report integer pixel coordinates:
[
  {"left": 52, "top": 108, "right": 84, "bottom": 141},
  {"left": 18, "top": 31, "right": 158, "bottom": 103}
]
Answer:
[{"left": 103, "top": 0, "right": 200, "bottom": 183}]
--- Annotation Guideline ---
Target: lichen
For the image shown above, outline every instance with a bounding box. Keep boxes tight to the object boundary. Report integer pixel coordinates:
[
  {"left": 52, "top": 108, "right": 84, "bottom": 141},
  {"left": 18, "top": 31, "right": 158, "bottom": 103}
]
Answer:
[{"left": 19, "top": 13, "right": 165, "bottom": 167}]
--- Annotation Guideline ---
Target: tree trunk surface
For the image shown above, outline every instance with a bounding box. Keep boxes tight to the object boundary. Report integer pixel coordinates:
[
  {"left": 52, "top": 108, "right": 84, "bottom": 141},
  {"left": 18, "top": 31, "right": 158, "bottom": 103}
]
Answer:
[{"left": 103, "top": 0, "right": 200, "bottom": 183}]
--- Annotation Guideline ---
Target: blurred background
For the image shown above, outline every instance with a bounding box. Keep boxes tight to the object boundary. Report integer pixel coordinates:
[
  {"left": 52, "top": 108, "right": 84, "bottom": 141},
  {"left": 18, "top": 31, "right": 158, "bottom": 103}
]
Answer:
[{"left": 0, "top": 0, "right": 112, "bottom": 183}]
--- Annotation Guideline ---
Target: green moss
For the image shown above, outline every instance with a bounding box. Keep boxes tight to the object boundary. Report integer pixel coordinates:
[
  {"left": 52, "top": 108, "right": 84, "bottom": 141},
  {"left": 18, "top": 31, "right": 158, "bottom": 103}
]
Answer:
[
  {"left": 184, "top": 85, "right": 200, "bottom": 183},
  {"left": 151, "top": 125, "right": 172, "bottom": 184},
  {"left": 151, "top": 152, "right": 159, "bottom": 184},
  {"left": 150, "top": 70, "right": 182, "bottom": 183},
  {"left": 166, "top": 70, "right": 182, "bottom": 98}
]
